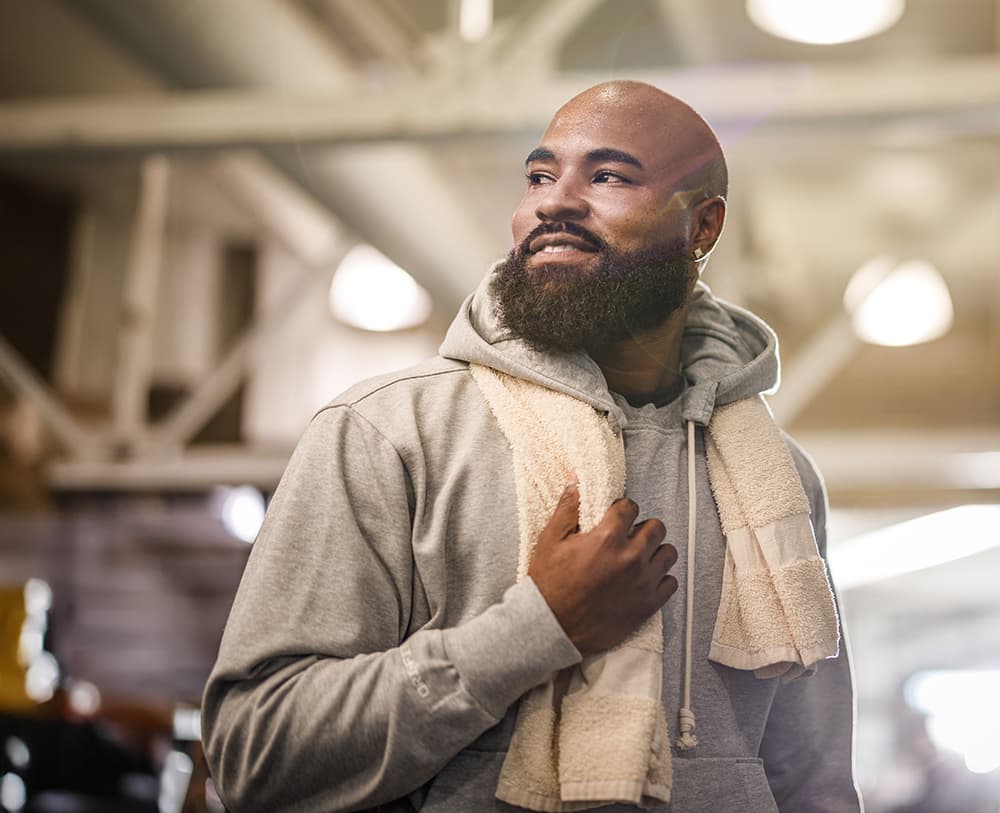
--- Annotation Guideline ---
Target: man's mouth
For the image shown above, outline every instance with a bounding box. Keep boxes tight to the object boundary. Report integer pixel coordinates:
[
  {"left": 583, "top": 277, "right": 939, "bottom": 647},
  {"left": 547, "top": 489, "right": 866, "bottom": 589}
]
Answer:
[{"left": 528, "top": 233, "right": 601, "bottom": 255}]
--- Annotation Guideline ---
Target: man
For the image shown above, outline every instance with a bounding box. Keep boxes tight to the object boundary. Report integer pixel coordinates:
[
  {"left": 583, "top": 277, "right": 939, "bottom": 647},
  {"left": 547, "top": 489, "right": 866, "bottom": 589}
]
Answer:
[{"left": 202, "top": 81, "right": 861, "bottom": 812}]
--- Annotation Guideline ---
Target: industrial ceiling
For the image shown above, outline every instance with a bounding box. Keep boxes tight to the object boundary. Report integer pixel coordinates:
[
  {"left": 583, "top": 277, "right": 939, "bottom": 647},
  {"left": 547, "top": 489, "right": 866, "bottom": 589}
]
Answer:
[
  {"left": 0, "top": 0, "right": 997, "bottom": 505},
  {"left": 1, "top": 2, "right": 999, "bottom": 797}
]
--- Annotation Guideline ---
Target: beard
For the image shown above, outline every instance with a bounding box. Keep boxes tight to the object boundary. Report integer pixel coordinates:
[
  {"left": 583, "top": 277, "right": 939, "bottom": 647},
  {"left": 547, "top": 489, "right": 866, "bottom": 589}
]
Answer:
[{"left": 492, "top": 223, "right": 692, "bottom": 353}]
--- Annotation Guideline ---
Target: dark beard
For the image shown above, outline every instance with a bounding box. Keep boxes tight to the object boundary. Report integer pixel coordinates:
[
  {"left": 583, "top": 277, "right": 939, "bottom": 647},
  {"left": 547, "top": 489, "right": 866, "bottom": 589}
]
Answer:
[{"left": 492, "top": 225, "right": 692, "bottom": 353}]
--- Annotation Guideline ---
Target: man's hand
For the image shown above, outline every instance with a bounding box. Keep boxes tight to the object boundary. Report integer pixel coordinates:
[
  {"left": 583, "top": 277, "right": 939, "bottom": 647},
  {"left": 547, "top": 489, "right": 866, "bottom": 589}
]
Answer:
[{"left": 527, "top": 481, "right": 679, "bottom": 654}]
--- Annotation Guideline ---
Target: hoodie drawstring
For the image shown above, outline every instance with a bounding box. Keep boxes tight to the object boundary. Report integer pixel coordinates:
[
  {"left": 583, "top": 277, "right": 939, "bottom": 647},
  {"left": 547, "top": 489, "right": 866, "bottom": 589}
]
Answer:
[{"left": 675, "top": 419, "right": 699, "bottom": 751}]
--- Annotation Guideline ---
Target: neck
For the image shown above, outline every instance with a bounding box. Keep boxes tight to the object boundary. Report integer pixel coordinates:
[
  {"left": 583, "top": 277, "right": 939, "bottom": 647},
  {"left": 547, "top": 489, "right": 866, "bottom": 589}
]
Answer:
[{"left": 588, "top": 305, "right": 688, "bottom": 407}]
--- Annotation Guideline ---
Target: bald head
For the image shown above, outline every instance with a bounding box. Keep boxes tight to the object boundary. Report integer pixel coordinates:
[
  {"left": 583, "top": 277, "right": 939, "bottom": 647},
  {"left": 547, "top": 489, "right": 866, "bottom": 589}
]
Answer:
[{"left": 549, "top": 81, "right": 727, "bottom": 200}]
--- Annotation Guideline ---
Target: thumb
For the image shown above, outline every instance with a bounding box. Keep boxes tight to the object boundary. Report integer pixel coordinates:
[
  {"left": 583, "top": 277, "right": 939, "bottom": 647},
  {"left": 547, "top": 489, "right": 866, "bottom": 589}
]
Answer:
[{"left": 545, "top": 477, "right": 581, "bottom": 540}]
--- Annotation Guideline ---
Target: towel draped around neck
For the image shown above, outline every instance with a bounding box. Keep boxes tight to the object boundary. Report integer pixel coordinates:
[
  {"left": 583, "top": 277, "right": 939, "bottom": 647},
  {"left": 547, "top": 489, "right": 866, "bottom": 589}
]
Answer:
[{"left": 471, "top": 363, "right": 840, "bottom": 811}]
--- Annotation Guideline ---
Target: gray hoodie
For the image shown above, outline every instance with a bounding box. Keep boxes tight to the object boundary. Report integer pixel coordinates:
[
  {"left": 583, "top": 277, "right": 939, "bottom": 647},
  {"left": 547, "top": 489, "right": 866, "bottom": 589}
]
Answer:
[{"left": 202, "top": 270, "right": 862, "bottom": 813}]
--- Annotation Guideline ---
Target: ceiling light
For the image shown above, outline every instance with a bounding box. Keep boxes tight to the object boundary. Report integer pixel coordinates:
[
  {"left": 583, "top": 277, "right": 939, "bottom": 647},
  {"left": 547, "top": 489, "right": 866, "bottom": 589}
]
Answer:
[
  {"left": 1, "top": 773, "right": 26, "bottom": 813},
  {"left": 843, "top": 256, "right": 953, "bottom": 347},
  {"left": 173, "top": 707, "right": 202, "bottom": 742},
  {"left": 945, "top": 452, "right": 1000, "bottom": 489},
  {"left": 906, "top": 669, "right": 1000, "bottom": 774},
  {"left": 746, "top": 0, "right": 905, "bottom": 45},
  {"left": 827, "top": 504, "right": 1000, "bottom": 590},
  {"left": 217, "top": 485, "right": 266, "bottom": 544},
  {"left": 23, "top": 579, "right": 52, "bottom": 616},
  {"left": 4, "top": 737, "right": 30, "bottom": 771},
  {"left": 329, "top": 244, "right": 433, "bottom": 332},
  {"left": 460, "top": 0, "right": 493, "bottom": 43},
  {"left": 24, "top": 651, "right": 59, "bottom": 703},
  {"left": 158, "top": 750, "right": 194, "bottom": 813},
  {"left": 67, "top": 680, "right": 102, "bottom": 716}
]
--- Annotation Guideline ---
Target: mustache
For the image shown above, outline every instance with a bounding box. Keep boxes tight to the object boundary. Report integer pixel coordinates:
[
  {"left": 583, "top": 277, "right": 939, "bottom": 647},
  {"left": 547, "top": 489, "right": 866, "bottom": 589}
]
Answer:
[{"left": 516, "top": 222, "right": 605, "bottom": 255}]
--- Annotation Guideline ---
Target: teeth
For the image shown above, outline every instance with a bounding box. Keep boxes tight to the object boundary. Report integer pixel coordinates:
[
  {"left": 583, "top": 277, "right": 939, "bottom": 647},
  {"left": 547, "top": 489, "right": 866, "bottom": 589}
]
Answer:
[{"left": 541, "top": 244, "right": 574, "bottom": 253}]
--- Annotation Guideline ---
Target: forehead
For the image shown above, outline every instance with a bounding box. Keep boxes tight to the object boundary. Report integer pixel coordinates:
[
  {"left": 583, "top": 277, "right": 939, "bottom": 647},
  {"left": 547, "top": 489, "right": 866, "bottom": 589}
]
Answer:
[{"left": 536, "top": 92, "right": 702, "bottom": 183}]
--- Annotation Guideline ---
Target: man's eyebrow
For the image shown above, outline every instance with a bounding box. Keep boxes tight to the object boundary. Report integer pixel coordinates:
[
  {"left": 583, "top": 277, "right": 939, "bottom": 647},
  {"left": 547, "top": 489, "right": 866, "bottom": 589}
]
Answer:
[
  {"left": 524, "top": 146, "right": 644, "bottom": 170},
  {"left": 586, "top": 148, "right": 643, "bottom": 169},
  {"left": 525, "top": 147, "right": 555, "bottom": 166}
]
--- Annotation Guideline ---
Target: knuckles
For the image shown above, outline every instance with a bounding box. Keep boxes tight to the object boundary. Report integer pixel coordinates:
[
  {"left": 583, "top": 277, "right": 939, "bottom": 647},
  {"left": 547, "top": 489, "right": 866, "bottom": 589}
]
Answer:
[
  {"left": 658, "top": 542, "right": 678, "bottom": 567},
  {"left": 611, "top": 496, "right": 639, "bottom": 519},
  {"left": 593, "top": 526, "right": 617, "bottom": 547},
  {"left": 641, "top": 518, "right": 667, "bottom": 542}
]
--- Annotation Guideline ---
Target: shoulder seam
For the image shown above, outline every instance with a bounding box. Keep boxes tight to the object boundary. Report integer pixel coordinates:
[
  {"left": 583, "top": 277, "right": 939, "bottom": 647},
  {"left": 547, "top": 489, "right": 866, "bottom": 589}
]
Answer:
[
  {"left": 320, "top": 363, "right": 468, "bottom": 412},
  {"left": 313, "top": 402, "right": 410, "bottom": 481}
]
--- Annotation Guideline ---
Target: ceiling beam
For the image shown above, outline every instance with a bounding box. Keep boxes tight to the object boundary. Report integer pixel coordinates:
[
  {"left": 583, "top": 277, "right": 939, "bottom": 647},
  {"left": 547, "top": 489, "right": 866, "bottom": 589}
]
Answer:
[
  {"left": 68, "top": 0, "right": 359, "bottom": 91},
  {"left": 64, "top": 0, "right": 498, "bottom": 311},
  {"left": 43, "top": 430, "right": 1000, "bottom": 493},
  {"left": 655, "top": 0, "right": 723, "bottom": 63},
  {"left": 0, "top": 332, "right": 101, "bottom": 460},
  {"left": 484, "top": 0, "right": 606, "bottom": 75},
  {"left": 768, "top": 312, "right": 859, "bottom": 426},
  {"left": 794, "top": 430, "right": 1000, "bottom": 493},
  {"left": 327, "top": 0, "right": 424, "bottom": 76},
  {"left": 112, "top": 155, "right": 170, "bottom": 448},
  {"left": 143, "top": 265, "right": 326, "bottom": 455},
  {"left": 3, "top": 57, "right": 1000, "bottom": 153},
  {"left": 47, "top": 445, "right": 290, "bottom": 491},
  {"left": 210, "top": 152, "right": 345, "bottom": 268}
]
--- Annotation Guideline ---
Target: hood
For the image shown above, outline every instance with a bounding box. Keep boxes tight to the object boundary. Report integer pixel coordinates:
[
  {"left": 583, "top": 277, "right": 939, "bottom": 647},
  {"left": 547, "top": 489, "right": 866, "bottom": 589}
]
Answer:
[{"left": 439, "top": 264, "right": 780, "bottom": 431}]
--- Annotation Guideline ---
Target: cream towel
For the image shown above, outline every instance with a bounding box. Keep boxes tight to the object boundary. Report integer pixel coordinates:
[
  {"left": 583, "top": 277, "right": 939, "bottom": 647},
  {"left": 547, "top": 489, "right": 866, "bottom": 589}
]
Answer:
[
  {"left": 471, "top": 365, "right": 672, "bottom": 811},
  {"left": 472, "top": 366, "right": 840, "bottom": 810},
  {"left": 705, "top": 396, "right": 840, "bottom": 678}
]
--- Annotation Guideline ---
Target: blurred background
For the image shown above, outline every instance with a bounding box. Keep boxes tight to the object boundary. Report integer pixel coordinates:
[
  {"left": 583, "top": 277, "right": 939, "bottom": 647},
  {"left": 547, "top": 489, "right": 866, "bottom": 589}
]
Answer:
[{"left": 0, "top": 1, "right": 998, "bottom": 811}]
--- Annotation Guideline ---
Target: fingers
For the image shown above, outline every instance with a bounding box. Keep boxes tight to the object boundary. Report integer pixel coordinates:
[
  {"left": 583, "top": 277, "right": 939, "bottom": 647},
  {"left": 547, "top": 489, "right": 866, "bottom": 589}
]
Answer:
[
  {"left": 649, "top": 543, "right": 678, "bottom": 605},
  {"left": 649, "top": 540, "right": 677, "bottom": 571},
  {"left": 657, "top": 574, "right": 679, "bottom": 602},
  {"left": 596, "top": 497, "right": 640, "bottom": 539},
  {"left": 543, "top": 480, "right": 581, "bottom": 540},
  {"left": 631, "top": 517, "right": 667, "bottom": 551}
]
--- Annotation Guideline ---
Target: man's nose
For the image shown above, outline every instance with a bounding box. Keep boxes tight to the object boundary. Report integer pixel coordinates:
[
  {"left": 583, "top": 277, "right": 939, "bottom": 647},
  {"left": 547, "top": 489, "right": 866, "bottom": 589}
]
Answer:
[{"left": 534, "top": 177, "right": 589, "bottom": 222}]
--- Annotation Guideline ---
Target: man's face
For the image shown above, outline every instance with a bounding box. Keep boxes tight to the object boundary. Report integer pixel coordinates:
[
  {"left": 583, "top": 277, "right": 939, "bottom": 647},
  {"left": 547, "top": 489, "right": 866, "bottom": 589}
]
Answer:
[
  {"left": 510, "top": 93, "right": 695, "bottom": 264},
  {"left": 494, "top": 89, "right": 698, "bottom": 351}
]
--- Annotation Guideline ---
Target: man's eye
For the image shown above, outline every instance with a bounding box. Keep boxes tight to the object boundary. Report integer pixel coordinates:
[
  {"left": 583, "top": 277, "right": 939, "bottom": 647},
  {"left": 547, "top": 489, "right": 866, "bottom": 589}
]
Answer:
[
  {"left": 526, "top": 172, "right": 554, "bottom": 186},
  {"left": 593, "top": 170, "right": 629, "bottom": 184}
]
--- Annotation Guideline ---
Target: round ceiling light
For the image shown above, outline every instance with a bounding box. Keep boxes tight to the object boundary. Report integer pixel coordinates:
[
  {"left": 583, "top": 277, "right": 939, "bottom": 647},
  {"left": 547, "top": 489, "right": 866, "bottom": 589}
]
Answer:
[
  {"left": 218, "top": 485, "right": 266, "bottom": 544},
  {"left": 844, "top": 256, "right": 953, "bottom": 347},
  {"left": 746, "top": 0, "right": 905, "bottom": 45},
  {"left": 329, "top": 244, "right": 433, "bottom": 332}
]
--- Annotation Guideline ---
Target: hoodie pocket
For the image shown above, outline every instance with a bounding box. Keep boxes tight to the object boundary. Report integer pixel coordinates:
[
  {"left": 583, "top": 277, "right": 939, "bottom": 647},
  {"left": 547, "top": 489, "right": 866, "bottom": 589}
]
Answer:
[
  {"left": 420, "top": 749, "right": 512, "bottom": 812},
  {"left": 670, "top": 756, "right": 779, "bottom": 813},
  {"left": 419, "top": 750, "right": 778, "bottom": 812}
]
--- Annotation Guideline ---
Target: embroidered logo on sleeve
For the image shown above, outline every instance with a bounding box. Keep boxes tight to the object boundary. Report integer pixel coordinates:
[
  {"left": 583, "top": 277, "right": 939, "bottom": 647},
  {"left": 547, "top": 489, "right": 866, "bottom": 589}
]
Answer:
[{"left": 400, "top": 645, "right": 431, "bottom": 700}]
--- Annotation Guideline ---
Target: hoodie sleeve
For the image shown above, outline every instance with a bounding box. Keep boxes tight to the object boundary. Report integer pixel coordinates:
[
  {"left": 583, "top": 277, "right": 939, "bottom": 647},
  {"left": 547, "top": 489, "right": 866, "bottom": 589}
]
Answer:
[
  {"left": 201, "top": 405, "right": 581, "bottom": 813},
  {"left": 759, "top": 440, "right": 863, "bottom": 812}
]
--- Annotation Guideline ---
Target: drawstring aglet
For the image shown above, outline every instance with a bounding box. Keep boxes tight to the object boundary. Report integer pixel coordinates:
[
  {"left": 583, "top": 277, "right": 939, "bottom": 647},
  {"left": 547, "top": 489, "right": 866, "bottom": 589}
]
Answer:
[{"left": 675, "top": 707, "right": 698, "bottom": 751}]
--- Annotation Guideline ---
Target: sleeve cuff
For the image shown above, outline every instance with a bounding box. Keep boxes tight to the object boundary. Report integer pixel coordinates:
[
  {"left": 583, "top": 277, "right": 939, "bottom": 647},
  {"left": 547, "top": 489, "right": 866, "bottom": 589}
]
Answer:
[{"left": 445, "top": 578, "right": 582, "bottom": 719}]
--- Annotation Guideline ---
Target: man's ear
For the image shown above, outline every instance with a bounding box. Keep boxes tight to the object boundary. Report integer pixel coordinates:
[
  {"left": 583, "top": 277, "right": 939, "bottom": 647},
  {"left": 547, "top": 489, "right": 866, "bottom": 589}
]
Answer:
[{"left": 690, "top": 195, "right": 726, "bottom": 258}]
